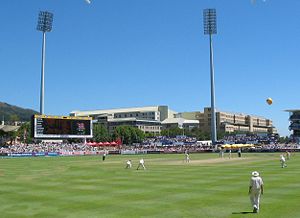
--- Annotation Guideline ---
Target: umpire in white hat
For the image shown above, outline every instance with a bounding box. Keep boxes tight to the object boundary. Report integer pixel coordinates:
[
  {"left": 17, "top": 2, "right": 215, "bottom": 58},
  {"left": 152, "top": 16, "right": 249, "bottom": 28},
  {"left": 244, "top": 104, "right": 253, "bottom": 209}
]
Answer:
[{"left": 248, "top": 171, "right": 264, "bottom": 213}]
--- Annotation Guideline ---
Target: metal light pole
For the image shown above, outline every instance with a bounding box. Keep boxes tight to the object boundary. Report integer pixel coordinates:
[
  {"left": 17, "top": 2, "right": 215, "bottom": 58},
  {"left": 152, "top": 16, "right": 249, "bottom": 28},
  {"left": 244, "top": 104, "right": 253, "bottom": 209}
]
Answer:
[
  {"left": 203, "top": 8, "right": 217, "bottom": 145},
  {"left": 37, "top": 11, "right": 53, "bottom": 115}
]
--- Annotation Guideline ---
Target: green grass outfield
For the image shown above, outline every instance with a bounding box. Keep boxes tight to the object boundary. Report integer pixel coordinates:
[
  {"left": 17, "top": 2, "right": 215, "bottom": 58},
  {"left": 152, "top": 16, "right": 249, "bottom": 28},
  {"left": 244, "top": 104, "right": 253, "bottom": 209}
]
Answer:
[{"left": 0, "top": 152, "right": 299, "bottom": 218}]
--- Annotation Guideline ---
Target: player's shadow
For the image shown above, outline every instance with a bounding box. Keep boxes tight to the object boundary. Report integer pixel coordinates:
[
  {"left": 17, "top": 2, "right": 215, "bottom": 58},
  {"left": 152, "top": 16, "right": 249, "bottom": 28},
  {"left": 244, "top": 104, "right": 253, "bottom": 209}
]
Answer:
[{"left": 232, "top": 211, "right": 254, "bottom": 214}]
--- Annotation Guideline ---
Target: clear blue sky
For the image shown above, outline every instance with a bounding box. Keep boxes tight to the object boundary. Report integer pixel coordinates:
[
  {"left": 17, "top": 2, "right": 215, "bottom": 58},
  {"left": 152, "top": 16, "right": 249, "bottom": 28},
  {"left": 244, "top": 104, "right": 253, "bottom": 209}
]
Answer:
[{"left": 1, "top": 0, "right": 299, "bottom": 137}]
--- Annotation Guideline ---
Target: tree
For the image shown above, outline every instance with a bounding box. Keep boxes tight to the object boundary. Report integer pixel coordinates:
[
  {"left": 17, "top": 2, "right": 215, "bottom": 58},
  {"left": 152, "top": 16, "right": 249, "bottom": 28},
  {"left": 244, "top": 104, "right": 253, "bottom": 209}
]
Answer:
[
  {"left": 217, "top": 131, "right": 227, "bottom": 140},
  {"left": 16, "top": 122, "right": 33, "bottom": 144},
  {"left": 9, "top": 114, "right": 19, "bottom": 123},
  {"left": 278, "top": 136, "right": 289, "bottom": 144},
  {"left": 132, "top": 127, "right": 145, "bottom": 143},
  {"left": 112, "top": 125, "right": 145, "bottom": 145},
  {"left": 145, "top": 132, "right": 156, "bottom": 138},
  {"left": 93, "top": 124, "right": 110, "bottom": 142},
  {"left": 186, "top": 127, "right": 210, "bottom": 141},
  {"left": 113, "top": 126, "right": 130, "bottom": 145},
  {"left": 161, "top": 127, "right": 183, "bottom": 137}
]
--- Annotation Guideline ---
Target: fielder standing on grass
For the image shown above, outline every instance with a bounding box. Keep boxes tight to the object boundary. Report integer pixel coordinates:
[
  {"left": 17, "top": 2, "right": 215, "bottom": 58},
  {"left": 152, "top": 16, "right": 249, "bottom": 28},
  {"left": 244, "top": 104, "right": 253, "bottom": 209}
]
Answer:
[
  {"left": 137, "top": 158, "right": 146, "bottom": 170},
  {"left": 248, "top": 171, "right": 264, "bottom": 213},
  {"left": 219, "top": 147, "right": 224, "bottom": 158},
  {"left": 102, "top": 152, "right": 107, "bottom": 161},
  {"left": 280, "top": 154, "right": 287, "bottom": 168},
  {"left": 237, "top": 148, "right": 242, "bottom": 158},
  {"left": 125, "top": 160, "right": 132, "bottom": 169},
  {"left": 185, "top": 150, "right": 190, "bottom": 163}
]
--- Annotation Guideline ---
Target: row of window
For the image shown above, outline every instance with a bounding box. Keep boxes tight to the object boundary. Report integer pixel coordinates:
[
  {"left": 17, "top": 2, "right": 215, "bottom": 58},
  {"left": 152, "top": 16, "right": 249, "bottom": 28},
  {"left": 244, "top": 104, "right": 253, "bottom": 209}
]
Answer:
[
  {"left": 114, "top": 112, "right": 157, "bottom": 120},
  {"left": 138, "top": 126, "right": 161, "bottom": 130}
]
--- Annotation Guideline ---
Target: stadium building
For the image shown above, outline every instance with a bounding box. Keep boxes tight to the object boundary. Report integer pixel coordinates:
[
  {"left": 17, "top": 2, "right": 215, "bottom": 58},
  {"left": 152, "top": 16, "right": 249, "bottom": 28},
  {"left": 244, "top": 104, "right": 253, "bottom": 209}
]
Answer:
[
  {"left": 0, "top": 121, "right": 21, "bottom": 145},
  {"left": 70, "top": 106, "right": 198, "bottom": 134},
  {"left": 70, "top": 106, "right": 276, "bottom": 135},
  {"left": 0, "top": 123, "right": 20, "bottom": 133},
  {"left": 161, "top": 118, "right": 199, "bottom": 130},
  {"left": 285, "top": 109, "right": 300, "bottom": 142},
  {"left": 177, "top": 107, "right": 277, "bottom": 134}
]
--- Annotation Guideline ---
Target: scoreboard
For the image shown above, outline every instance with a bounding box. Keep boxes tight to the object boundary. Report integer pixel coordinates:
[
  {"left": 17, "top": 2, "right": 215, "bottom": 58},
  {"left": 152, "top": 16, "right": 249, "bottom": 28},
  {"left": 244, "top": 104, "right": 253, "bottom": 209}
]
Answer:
[{"left": 32, "top": 115, "right": 93, "bottom": 139}]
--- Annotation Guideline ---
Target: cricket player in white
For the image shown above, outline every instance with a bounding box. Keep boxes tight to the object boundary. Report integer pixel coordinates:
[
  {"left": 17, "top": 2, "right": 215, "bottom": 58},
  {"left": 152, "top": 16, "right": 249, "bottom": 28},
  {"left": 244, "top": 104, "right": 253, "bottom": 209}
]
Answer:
[
  {"left": 249, "top": 171, "right": 264, "bottom": 213},
  {"left": 185, "top": 150, "right": 190, "bottom": 163},
  {"left": 219, "top": 148, "right": 224, "bottom": 158},
  {"left": 137, "top": 158, "right": 146, "bottom": 170},
  {"left": 125, "top": 160, "right": 132, "bottom": 169},
  {"left": 280, "top": 154, "right": 287, "bottom": 168}
]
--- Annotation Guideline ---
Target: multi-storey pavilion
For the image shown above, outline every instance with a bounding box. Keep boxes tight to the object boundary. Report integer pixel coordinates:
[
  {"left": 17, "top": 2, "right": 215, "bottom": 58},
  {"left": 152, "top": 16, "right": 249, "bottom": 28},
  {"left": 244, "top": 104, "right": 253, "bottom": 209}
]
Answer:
[
  {"left": 285, "top": 109, "right": 300, "bottom": 142},
  {"left": 179, "top": 107, "right": 276, "bottom": 134}
]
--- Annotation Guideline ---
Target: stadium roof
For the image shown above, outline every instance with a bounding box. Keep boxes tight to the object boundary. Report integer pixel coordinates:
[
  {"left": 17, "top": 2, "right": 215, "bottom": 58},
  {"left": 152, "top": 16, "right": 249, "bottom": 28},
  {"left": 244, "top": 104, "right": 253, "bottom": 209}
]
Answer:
[
  {"left": 285, "top": 109, "right": 300, "bottom": 112},
  {"left": 108, "top": 117, "right": 161, "bottom": 124},
  {"left": 70, "top": 106, "right": 172, "bottom": 116},
  {"left": 0, "top": 125, "right": 20, "bottom": 132},
  {"left": 161, "top": 118, "right": 199, "bottom": 124}
]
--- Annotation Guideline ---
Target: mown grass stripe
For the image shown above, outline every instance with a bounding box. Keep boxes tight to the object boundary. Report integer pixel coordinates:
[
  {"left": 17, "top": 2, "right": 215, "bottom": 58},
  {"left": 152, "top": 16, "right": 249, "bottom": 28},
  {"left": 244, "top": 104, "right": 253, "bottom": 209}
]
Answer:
[{"left": 0, "top": 153, "right": 299, "bottom": 217}]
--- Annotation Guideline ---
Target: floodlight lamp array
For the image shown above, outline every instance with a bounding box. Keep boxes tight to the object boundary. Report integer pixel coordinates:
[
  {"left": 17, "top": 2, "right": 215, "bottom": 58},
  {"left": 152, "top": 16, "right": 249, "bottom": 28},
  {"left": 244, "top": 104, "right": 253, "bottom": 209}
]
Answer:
[
  {"left": 37, "top": 11, "right": 53, "bottom": 32},
  {"left": 203, "top": 9, "right": 217, "bottom": 35}
]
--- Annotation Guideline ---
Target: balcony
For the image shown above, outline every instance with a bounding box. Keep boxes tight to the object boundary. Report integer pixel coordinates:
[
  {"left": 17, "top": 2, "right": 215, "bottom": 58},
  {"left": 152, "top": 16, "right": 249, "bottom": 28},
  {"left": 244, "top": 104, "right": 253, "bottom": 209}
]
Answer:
[
  {"left": 289, "top": 114, "right": 300, "bottom": 121},
  {"left": 289, "top": 123, "right": 300, "bottom": 131}
]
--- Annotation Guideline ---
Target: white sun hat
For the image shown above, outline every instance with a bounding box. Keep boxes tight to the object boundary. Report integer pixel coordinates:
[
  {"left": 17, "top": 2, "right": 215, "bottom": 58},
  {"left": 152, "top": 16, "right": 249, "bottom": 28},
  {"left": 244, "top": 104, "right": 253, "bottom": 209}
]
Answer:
[{"left": 252, "top": 171, "right": 259, "bottom": 177}]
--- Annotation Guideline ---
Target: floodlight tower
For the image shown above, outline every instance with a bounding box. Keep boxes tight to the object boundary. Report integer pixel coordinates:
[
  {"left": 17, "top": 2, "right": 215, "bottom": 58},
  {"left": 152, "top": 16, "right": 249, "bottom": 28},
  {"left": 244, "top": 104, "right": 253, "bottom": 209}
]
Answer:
[
  {"left": 37, "top": 11, "right": 53, "bottom": 115},
  {"left": 203, "top": 8, "right": 217, "bottom": 145}
]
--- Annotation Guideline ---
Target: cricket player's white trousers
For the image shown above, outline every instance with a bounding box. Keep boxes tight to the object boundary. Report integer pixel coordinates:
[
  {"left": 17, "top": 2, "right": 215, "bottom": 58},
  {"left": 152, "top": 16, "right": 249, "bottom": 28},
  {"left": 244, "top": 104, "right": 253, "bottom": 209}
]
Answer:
[{"left": 250, "top": 191, "right": 261, "bottom": 210}]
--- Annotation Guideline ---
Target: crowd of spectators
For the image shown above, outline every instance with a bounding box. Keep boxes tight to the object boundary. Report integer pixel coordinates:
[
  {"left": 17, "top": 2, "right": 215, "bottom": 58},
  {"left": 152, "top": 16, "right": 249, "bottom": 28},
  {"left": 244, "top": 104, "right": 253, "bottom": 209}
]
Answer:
[
  {"left": 251, "top": 143, "right": 300, "bottom": 152},
  {"left": 219, "top": 134, "right": 278, "bottom": 145},
  {"left": 141, "top": 136, "right": 202, "bottom": 146},
  {"left": 0, "top": 142, "right": 102, "bottom": 154},
  {"left": 0, "top": 134, "right": 299, "bottom": 156}
]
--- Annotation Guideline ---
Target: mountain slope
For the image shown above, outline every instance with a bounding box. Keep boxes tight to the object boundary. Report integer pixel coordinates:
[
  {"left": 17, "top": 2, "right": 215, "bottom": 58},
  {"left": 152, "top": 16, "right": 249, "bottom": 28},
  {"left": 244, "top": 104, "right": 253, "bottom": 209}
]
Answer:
[{"left": 0, "top": 102, "right": 39, "bottom": 122}]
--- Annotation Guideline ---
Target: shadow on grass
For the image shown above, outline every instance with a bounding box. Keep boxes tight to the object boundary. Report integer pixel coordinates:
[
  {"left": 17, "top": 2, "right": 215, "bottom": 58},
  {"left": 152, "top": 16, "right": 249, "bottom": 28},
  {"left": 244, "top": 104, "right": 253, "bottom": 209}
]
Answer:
[{"left": 232, "top": 211, "right": 254, "bottom": 214}]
